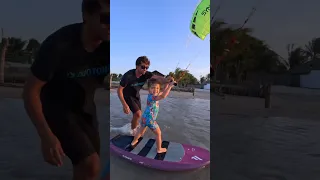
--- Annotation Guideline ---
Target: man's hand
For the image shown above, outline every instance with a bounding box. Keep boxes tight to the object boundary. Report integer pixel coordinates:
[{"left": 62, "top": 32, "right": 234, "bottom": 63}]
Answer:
[
  {"left": 123, "top": 104, "right": 130, "bottom": 114},
  {"left": 41, "top": 133, "right": 65, "bottom": 167}
]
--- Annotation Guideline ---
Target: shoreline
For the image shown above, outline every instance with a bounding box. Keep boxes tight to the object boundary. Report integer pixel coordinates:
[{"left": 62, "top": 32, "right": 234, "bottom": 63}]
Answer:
[
  {"left": 2, "top": 85, "right": 320, "bottom": 120},
  {"left": 0, "top": 86, "right": 210, "bottom": 100},
  {"left": 109, "top": 88, "right": 210, "bottom": 100}
]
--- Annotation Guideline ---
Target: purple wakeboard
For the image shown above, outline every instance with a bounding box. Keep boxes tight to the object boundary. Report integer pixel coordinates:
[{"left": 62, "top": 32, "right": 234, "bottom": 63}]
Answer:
[{"left": 110, "top": 135, "right": 210, "bottom": 171}]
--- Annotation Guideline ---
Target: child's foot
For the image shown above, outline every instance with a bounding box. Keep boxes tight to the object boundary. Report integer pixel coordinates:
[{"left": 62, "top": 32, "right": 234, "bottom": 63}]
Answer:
[
  {"left": 157, "top": 148, "right": 167, "bottom": 153},
  {"left": 131, "top": 140, "right": 139, "bottom": 146}
]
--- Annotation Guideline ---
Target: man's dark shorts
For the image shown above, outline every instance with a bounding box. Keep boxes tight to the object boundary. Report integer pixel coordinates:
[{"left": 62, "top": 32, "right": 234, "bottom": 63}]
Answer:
[
  {"left": 124, "top": 96, "right": 141, "bottom": 113},
  {"left": 45, "top": 112, "right": 100, "bottom": 166}
]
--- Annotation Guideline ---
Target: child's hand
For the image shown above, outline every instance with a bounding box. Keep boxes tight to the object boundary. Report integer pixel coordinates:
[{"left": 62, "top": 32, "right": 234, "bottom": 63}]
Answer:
[
  {"left": 169, "top": 81, "right": 177, "bottom": 86},
  {"left": 166, "top": 76, "right": 174, "bottom": 83}
]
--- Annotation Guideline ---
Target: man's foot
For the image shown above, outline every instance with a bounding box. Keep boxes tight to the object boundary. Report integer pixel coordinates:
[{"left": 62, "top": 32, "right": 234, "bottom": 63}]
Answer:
[
  {"left": 157, "top": 148, "right": 167, "bottom": 153},
  {"left": 131, "top": 127, "right": 139, "bottom": 136}
]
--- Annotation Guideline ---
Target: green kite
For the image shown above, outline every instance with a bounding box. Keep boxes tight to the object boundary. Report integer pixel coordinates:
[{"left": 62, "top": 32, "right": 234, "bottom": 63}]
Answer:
[{"left": 190, "top": 0, "right": 210, "bottom": 40}]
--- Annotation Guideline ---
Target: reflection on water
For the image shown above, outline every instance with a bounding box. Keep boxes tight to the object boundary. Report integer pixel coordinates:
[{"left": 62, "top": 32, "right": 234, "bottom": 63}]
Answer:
[
  {"left": 0, "top": 92, "right": 209, "bottom": 180},
  {"left": 110, "top": 92, "right": 210, "bottom": 180},
  {"left": 212, "top": 116, "right": 320, "bottom": 180}
]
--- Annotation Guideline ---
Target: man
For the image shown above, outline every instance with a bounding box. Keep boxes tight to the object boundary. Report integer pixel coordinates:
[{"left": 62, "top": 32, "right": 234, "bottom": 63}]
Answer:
[
  {"left": 117, "top": 56, "right": 173, "bottom": 132},
  {"left": 22, "top": 0, "right": 109, "bottom": 179}
]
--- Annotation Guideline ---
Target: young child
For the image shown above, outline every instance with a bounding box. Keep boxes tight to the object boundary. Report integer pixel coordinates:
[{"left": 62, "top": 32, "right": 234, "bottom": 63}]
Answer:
[{"left": 130, "top": 79, "right": 175, "bottom": 153}]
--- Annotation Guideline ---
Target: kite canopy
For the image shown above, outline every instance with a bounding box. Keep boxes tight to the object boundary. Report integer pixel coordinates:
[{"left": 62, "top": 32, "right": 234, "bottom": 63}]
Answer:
[{"left": 190, "top": 0, "right": 210, "bottom": 40}]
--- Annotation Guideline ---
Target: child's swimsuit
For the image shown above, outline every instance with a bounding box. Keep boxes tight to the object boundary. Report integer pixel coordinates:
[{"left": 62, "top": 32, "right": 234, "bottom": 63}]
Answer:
[{"left": 140, "top": 94, "right": 160, "bottom": 130}]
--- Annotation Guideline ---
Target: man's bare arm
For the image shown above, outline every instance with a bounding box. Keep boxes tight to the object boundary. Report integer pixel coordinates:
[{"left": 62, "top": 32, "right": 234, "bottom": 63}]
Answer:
[
  {"left": 23, "top": 74, "right": 53, "bottom": 138},
  {"left": 117, "top": 85, "right": 127, "bottom": 106}
]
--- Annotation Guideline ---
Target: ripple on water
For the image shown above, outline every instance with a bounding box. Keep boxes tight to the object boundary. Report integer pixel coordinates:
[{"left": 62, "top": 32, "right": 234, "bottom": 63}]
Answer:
[
  {"left": 110, "top": 92, "right": 210, "bottom": 180},
  {"left": 212, "top": 116, "right": 320, "bottom": 180}
]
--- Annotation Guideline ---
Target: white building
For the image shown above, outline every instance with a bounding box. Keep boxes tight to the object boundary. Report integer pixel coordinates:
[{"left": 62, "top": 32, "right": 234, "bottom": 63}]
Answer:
[
  {"left": 292, "top": 60, "right": 320, "bottom": 89},
  {"left": 203, "top": 83, "right": 210, "bottom": 90}
]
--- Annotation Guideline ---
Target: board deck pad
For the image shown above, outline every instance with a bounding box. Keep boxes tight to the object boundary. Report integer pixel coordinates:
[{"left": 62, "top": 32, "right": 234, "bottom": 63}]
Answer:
[
  {"left": 111, "top": 135, "right": 173, "bottom": 160},
  {"left": 110, "top": 134, "right": 210, "bottom": 171}
]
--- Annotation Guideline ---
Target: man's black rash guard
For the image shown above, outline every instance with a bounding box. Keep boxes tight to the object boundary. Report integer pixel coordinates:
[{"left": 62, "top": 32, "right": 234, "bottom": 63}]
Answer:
[
  {"left": 120, "top": 69, "right": 153, "bottom": 99},
  {"left": 31, "top": 23, "right": 109, "bottom": 117},
  {"left": 29, "top": 23, "right": 109, "bottom": 165}
]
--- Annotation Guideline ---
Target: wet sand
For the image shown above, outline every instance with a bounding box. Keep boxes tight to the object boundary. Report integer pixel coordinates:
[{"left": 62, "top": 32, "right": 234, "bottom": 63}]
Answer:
[
  {"left": 212, "top": 85, "right": 320, "bottom": 180},
  {"left": 0, "top": 87, "right": 210, "bottom": 180}
]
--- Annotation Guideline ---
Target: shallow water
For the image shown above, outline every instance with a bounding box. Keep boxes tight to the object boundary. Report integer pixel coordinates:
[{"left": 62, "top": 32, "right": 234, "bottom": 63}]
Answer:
[
  {"left": 0, "top": 90, "right": 210, "bottom": 180},
  {"left": 0, "top": 98, "right": 109, "bottom": 180},
  {"left": 110, "top": 92, "right": 210, "bottom": 180},
  {"left": 211, "top": 115, "right": 320, "bottom": 180}
]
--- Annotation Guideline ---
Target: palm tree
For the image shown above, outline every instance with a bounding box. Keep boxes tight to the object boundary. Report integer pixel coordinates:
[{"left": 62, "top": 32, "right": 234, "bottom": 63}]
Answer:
[
  {"left": 304, "top": 37, "right": 320, "bottom": 60},
  {"left": 287, "top": 43, "right": 306, "bottom": 69},
  {"left": 7, "top": 37, "right": 27, "bottom": 55},
  {"left": 25, "top": 38, "right": 41, "bottom": 64},
  {"left": 211, "top": 20, "right": 231, "bottom": 81}
]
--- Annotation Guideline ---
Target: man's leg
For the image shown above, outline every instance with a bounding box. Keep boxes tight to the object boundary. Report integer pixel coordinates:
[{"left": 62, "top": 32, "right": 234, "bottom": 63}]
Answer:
[
  {"left": 131, "top": 110, "right": 141, "bottom": 129},
  {"left": 50, "top": 115, "right": 101, "bottom": 180},
  {"left": 125, "top": 97, "right": 142, "bottom": 130},
  {"left": 131, "top": 126, "right": 147, "bottom": 146},
  {"left": 73, "top": 153, "right": 100, "bottom": 180}
]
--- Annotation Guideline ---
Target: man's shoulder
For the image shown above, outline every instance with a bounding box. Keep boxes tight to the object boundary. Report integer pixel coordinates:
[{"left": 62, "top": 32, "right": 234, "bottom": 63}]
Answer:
[
  {"left": 45, "top": 23, "right": 82, "bottom": 44},
  {"left": 142, "top": 71, "right": 153, "bottom": 79},
  {"left": 124, "top": 69, "right": 135, "bottom": 75},
  {"left": 53, "top": 23, "right": 82, "bottom": 37}
]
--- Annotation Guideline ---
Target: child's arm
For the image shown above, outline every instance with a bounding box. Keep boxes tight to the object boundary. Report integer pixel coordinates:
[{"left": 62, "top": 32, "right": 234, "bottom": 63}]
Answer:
[
  {"left": 153, "top": 82, "right": 175, "bottom": 101},
  {"left": 158, "top": 83, "right": 169, "bottom": 96}
]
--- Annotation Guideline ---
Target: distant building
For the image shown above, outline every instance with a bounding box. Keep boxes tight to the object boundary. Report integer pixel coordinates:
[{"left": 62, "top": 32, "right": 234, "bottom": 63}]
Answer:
[
  {"left": 152, "top": 70, "right": 165, "bottom": 77},
  {"left": 290, "top": 59, "right": 320, "bottom": 88},
  {"left": 204, "top": 83, "right": 210, "bottom": 90}
]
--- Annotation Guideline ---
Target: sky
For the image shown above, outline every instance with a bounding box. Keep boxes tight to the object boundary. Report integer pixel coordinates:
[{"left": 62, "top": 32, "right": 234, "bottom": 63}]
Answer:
[
  {"left": 212, "top": 0, "right": 320, "bottom": 60},
  {"left": 1, "top": 0, "right": 320, "bottom": 78},
  {"left": 110, "top": 0, "right": 210, "bottom": 79}
]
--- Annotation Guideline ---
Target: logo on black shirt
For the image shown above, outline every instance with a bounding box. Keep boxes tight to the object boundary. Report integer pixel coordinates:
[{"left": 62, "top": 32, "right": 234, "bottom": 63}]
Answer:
[
  {"left": 131, "top": 82, "right": 146, "bottom": 87},
  {"left": 67, "top": 66, "right": 108, "bottom": 79}
]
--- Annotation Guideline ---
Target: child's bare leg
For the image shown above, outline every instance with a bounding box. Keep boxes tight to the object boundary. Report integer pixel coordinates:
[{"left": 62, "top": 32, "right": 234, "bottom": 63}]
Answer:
[
  {"left": 131, "top": 126, "right": 147, "bottom": 146},
  {"left": 152, "top": 127, "right": 167, "bottom": 153}
]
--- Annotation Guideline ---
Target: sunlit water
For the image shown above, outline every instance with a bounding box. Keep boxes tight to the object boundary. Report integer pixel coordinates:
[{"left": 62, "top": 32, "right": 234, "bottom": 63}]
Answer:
[
  {"left": 2, "top": 90, "right": 320, "bottom": 179},
  {"left": 211, "top": 115, "right": 320, "bottom": 180},
  {"left": 0, "top": 90, "right": 210, "bottom": 180},
  {"left": 110, "top": 92, "right": 210, "bottom": 180}
]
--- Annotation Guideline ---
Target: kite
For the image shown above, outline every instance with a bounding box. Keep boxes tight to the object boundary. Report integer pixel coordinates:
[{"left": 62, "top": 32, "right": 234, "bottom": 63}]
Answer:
[{"left": 190, "top": 0, "right": 210, "bottom": 40}]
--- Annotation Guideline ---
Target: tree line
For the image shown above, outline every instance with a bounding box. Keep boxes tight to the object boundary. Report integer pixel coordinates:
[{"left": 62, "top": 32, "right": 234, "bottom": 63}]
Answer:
[
  {"left": 0, "top": 35, "right": 41, "bottom": 83},
  {"left": 112, "top": 68, "right": 210, "bottom": 86},
  {"left": 211, "top": 20, "right": 320, "bottom": 83},
  {"left": 0, "top": 36, "right": 211, "bottom": 86}
]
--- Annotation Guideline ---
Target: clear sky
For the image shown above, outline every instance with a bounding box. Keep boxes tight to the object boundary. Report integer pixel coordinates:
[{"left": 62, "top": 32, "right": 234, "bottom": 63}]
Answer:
[
  {"left": 1, "top": 0, "right": 320, "bottom": 78},
  {"left": 110, "top": 0, "right": 210, "bottom": 79}
]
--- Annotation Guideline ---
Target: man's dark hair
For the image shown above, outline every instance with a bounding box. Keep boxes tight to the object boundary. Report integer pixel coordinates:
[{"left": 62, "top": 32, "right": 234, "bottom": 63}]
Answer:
[
  {"left": 136, "top": 56, "right": 150, "bottom": 66},
  {"left": 82, "top": 0, "right": 102, "bottom": 14}
]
